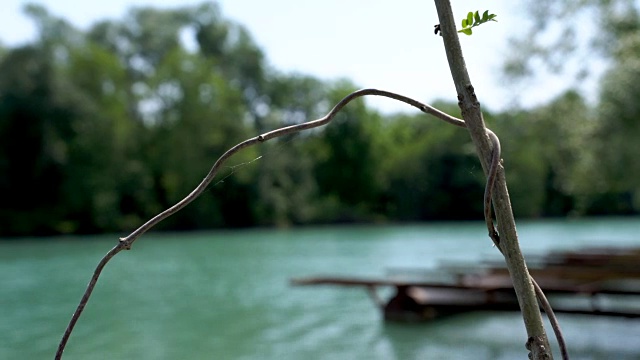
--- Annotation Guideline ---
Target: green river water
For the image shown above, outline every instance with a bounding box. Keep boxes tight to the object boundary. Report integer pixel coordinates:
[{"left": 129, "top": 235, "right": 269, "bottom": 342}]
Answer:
[{"left": 2, "top": 218, "right": 639, "bottom": 359}]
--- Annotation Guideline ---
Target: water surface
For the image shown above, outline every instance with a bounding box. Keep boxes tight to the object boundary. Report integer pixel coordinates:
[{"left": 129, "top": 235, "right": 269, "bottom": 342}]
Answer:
[{"left": 2, "top": 218, "right": 639, "bottom": 359}]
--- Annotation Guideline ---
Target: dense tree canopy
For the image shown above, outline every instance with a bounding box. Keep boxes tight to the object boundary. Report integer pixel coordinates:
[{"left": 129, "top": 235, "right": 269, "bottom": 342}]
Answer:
[{"left": 1, "top": 2, "right": 638, "bottom": 236}]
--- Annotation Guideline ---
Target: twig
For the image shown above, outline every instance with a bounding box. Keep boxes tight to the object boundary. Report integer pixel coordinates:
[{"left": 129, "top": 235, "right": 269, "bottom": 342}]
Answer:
[
  {"left": 54, "top": 88, "right": 471, "bottom": 359},
  {"left": 56, "top": 86, "right": 567, "bottom": 360},
  {"left": 534, "top": 279, "right": 570, "bottom": 360}
]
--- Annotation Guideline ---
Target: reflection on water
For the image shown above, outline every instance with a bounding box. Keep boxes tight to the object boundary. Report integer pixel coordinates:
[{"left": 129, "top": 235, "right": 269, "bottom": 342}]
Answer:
[{"left": 1, "top": 218, "right": 639, "bottom": 359}]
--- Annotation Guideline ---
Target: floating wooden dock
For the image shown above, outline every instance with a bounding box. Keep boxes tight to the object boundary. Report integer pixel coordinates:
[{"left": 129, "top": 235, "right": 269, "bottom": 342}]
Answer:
[{"left": 291, "top": 247, "right": 640, "bottom": 322}]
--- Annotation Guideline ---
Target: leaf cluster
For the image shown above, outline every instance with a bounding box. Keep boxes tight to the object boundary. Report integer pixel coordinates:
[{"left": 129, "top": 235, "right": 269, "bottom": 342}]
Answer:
[{"left": 458, "top": 10, "right": 497, "bottom": 35}]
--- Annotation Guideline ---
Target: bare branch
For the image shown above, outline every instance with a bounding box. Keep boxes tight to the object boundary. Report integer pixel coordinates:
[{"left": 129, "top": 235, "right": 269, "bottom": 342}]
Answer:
[
  {"left": 119, "top": 89, "right": 462, "bottom": 247},
  {"left": 57, "top": 84, "right": 567, "bottom": 360},
  {"left": 55, "top": 88, "right": 470, "bottom": 359}
]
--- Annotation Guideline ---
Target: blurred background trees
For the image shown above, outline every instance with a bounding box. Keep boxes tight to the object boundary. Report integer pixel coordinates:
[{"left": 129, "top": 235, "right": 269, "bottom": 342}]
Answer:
[
  {"left": 504, "top": 0, "right": 640, "bottom": 216},
  {"left": 1, "top": 1, "right": 639, "bottom": 236}
]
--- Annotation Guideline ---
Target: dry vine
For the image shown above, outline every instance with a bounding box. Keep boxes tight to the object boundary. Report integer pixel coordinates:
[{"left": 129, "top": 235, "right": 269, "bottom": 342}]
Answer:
[
  {"left": 482, "top": 131, "right": 568, "bottom": 360},
  {"left": 56, "top": 88, "right": 566, "bottom": 359}
]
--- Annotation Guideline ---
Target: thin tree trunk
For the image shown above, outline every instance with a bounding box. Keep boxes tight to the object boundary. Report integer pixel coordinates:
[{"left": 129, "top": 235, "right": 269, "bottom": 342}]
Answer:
[{"left": 433, "top": 1, "right": 553, "bottom": 358}]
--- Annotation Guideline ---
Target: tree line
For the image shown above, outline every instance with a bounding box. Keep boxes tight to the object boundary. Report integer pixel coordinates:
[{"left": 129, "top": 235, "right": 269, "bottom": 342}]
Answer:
[{"left": 1, "top": 3, "right": 638, "bottom": 236}]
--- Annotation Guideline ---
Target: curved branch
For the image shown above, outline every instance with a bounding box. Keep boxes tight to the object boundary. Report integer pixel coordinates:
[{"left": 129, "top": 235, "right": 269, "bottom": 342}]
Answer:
[
  {"left": 120, "top": 89, "right": 463, "bottom": 246},
  {"left": 55, "top": 88, "right": 469, "bottom": 359},
  {"left": 57, "top": 87, "right": 567, "bottom": 360}
]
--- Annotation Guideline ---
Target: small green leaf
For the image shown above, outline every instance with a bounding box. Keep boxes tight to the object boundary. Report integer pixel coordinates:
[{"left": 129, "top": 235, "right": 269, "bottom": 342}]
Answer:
[{"left": 458, "top": 9, "right": 497, "bottom": 35}]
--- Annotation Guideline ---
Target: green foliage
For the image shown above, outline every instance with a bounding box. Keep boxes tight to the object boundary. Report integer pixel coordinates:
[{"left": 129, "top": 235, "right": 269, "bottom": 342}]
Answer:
[
  {"left": 458, "top": 10, "right": 497, "bottom": 35},
  {"left": 309, "top": 81, "right": 383, "bottom": 222},
  {"left": 0, "top": 2, "right": 638, "bottom": 236},
  {"left": 503, "top": 0, "right": 640, "bottom": 215},
  {"left": 590, "top": 56, "right": 640, "bottom": 213},
  {"left": 380, "top": 109, "right": 485, "bottom": 221},
  {"left": 491, "top": 91, "right": 592, "bottom": 217}
]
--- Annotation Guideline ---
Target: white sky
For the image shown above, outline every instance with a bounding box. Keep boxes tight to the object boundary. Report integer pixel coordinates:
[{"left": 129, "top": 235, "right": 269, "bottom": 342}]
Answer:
[{"left": 0, "top": 0, "right": 600, "bottom": 113}]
